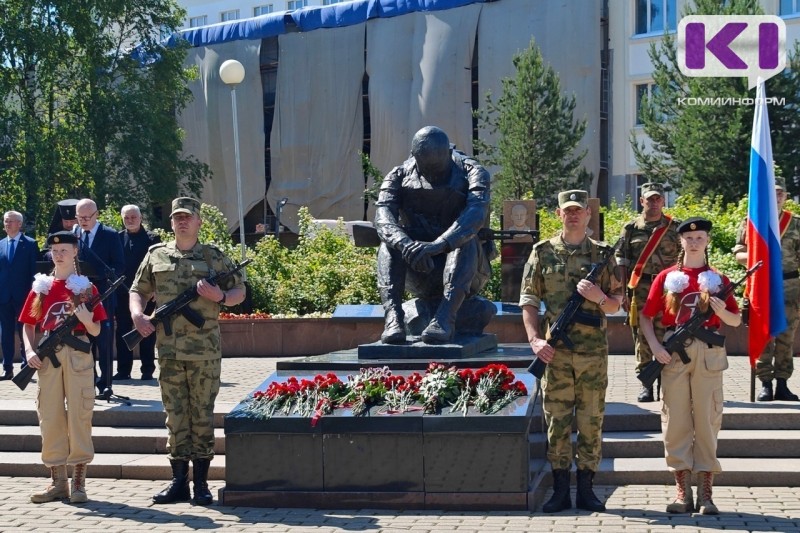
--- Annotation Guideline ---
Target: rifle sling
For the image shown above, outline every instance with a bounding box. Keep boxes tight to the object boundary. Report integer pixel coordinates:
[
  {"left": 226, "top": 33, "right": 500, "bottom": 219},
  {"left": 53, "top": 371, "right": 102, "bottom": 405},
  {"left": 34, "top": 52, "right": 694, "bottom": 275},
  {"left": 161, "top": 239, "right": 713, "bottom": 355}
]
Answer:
[{"left": 42, "top": 331, "right": 92, "bottom": 354}]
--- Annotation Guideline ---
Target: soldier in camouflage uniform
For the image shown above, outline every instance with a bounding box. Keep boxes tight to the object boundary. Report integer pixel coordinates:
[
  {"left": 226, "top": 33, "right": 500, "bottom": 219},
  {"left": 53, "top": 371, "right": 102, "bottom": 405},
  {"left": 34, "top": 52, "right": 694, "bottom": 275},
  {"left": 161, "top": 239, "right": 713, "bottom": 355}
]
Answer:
[
  {"left": 733, "top": 176, "right": 800, "bottom": 402},
  {"left": 130, "top": 198, "right": 245, "bottom": 505},
  {"left": 520, "top": 190, "right": 623, "bottom": 513},
  {"left": 616, "top": 183, "right": 681, "bottom": 402}
]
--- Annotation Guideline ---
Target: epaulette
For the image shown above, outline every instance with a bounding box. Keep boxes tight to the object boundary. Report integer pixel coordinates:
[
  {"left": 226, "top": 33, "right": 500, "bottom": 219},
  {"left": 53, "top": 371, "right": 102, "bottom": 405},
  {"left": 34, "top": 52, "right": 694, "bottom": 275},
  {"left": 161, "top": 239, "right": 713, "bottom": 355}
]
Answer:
[{"left": 148, "top": 242, "right": 167, "bottom": 252}]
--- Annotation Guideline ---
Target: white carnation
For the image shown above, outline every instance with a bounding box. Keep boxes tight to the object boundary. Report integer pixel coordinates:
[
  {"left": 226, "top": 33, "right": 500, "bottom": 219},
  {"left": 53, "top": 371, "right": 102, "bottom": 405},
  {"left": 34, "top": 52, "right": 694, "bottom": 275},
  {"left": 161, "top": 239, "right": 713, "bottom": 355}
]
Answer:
[
  {"left": 664, "top": 270, "right": 690, "bottom": 294},
  {"left": 32, "top": 273, "right": 55, "bottom": 295},
  {"left": 698, "top": 270, "right": 723, "bottom": 294},
  {"left": 65, "top": 274, "right": 92, "bottom": 295}
]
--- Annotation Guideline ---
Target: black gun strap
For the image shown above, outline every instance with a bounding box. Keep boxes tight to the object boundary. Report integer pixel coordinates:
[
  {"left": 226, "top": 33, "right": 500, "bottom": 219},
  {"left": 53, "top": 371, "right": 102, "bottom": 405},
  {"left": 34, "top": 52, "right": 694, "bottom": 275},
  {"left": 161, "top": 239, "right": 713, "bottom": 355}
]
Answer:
[
  {"left": 692, "top": 327, "right": 725, "bottom": 348},
  {"left": 574, "top": 309, "right": 603, "bottom": 328}
]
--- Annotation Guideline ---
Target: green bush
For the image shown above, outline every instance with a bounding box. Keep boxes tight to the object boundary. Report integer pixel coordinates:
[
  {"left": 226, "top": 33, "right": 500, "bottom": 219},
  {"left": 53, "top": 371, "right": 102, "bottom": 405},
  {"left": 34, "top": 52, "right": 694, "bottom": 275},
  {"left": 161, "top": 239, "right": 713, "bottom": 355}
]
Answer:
[{"left": 247, "top": 208, "right": 378, "bottom": 314}]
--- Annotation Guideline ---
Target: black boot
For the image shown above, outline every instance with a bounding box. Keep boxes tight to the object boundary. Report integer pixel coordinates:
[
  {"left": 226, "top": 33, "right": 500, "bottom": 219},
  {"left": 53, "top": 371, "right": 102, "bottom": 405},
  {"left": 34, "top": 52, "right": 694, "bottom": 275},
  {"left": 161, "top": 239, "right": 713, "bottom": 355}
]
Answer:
[
  {"left": 575, "top": 468, "right": 605, "bottom": 512},
  {"left": 542, "top": 468, "right": 571, "bottom": 513},
  {"left": 153, "top": 459, "right": 190, "bottom": 504},
  {"left": 775, "top": 378, "right": 800, "bottom": 401},
  {"left": 757, "top": 380, "right": 774, "bottom": 402},
  {"left": 192, "top": 458, "right": 213, "bottom": 505},
  {"left": 637, "top": 385, "right": 654, "bottom": 402}
]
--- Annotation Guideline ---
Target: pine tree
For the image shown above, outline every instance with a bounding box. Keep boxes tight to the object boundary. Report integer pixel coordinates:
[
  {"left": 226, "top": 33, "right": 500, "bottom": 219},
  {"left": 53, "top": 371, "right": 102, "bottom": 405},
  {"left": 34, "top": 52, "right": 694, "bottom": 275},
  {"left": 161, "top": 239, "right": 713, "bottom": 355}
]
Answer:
[{"left": 474, "top": 37, "right": 587, "bottom": 209}]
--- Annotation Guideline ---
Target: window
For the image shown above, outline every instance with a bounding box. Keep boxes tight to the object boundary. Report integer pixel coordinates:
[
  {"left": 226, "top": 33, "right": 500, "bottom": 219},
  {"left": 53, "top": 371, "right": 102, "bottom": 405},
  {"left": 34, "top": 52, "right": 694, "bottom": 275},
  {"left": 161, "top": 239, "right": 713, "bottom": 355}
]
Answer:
[
  {"left": 288, "top": 0, "right": 307, "bottom": 9},
  {"left": 635, "top": 83, "right": 660, "bottom": 125},
  {"left": 220, "top": 9, "right": 240, "bottom": 22},
  {"left": 323, "top": 0, "right": 343, "bottom": 5},
  {"left": 254, "top": 5, "right": 274, "bottom": 16},
  {"left": 781, "top": 0, "right": 800, "bottom": 15},
  {"left": 189, "top": 15, "right": 207, "bottom": 28},
  {"left": 635, "top": 0, "right": 676, "bottom": 34}
]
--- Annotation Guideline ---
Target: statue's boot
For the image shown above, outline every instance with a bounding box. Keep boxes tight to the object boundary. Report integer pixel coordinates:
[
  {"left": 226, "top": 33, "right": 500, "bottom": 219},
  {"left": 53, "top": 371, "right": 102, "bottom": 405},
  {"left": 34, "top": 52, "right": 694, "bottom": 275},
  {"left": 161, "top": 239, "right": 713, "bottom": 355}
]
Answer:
[
  {"left": 380, "top": 288, "right": 406, "bottom": 344},
  {"left": 421, "top": 289, "right": 465, "bottom": 344}
]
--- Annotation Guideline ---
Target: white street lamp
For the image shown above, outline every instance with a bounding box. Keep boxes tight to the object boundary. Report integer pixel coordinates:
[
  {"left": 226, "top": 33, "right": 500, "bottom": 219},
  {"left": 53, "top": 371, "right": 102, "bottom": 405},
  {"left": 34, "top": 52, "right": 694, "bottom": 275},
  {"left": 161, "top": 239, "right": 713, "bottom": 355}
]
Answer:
[{"left": 219, "top": 59, "right": 247, "bottom": 275}]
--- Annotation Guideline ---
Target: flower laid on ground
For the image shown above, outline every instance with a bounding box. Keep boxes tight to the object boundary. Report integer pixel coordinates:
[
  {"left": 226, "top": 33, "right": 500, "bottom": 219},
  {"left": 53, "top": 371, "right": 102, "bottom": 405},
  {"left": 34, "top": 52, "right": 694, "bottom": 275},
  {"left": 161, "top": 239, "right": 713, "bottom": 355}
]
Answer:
[{"left": 236, "top": 363, "right": 528, "bottom": 424}]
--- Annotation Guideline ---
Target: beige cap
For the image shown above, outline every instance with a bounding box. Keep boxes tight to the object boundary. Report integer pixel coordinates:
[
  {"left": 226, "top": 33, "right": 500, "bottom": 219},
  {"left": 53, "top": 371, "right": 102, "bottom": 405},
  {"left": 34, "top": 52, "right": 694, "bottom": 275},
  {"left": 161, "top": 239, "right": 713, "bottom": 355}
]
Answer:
[{"left": 558, "top": 190, "right": 588, "bottom": 209}]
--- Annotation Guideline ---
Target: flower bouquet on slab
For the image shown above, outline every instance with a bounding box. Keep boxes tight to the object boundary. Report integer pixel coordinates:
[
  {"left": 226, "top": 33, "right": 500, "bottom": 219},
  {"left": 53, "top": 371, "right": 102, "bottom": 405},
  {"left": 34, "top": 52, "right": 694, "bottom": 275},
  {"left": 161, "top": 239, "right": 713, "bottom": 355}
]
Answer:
[{"left": 237, "top": 362, "right": 528, "bottom": 425}]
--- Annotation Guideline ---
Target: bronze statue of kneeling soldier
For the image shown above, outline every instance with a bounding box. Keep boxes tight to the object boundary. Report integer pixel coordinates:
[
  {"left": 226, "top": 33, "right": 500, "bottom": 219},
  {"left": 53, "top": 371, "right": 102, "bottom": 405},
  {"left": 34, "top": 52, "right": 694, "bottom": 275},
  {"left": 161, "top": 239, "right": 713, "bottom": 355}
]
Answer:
[{"left": 374, "top": 126, "right": 496, "bottom": 344}]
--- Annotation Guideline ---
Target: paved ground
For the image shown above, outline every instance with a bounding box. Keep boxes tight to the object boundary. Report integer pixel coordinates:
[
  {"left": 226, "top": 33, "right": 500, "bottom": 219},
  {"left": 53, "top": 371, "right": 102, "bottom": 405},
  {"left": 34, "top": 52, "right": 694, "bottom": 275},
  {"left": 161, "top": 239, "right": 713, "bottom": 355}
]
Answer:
[{"left": 1, "top": 351, "right": 799, "bottom": 532}]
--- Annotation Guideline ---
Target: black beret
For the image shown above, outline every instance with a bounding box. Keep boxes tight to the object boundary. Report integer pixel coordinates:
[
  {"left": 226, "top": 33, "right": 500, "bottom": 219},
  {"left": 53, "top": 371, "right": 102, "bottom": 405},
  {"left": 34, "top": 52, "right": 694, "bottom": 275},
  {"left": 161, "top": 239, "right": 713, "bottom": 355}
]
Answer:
[
  {"left": 677, "top": 217, "right": 712, "bottom": 234},
  {"left": 47, "top": 231, "right": 79, "bottom": 246}
]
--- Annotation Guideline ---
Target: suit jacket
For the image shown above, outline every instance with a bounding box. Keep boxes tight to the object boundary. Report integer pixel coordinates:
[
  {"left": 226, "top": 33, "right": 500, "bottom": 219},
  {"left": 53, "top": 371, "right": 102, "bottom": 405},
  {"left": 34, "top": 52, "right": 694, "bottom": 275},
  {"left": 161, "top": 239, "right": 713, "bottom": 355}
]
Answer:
[
  {"left": 0, "top": 234, "right": 39, "bottom": 305},
  {"left": 79, "top": 223, "right": 126, "bottom": 311}
]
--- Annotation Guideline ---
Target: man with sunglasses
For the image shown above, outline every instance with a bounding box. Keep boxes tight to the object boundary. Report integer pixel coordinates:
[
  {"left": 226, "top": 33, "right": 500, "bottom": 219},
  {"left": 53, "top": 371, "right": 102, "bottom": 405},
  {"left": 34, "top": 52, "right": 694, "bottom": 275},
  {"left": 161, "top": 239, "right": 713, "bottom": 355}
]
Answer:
[{"left": 75, "top": 198, "right": 125, "bottom": 394}]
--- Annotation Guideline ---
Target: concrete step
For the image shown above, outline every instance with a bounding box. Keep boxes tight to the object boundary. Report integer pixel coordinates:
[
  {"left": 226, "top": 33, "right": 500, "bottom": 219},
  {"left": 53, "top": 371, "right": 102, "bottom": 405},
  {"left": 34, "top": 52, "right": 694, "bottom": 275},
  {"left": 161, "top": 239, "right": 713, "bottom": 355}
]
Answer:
[
  {"left": 0, "top": 400, "right": 239, "bottom": 428},
  {"left": 0, "top": 426, "right": 226, "bottom": 454},
  {"left": 0, "top": 452, "right": 225, "bottom": 480},
  {"left": 530, "top": 429, "right": 800, "bottom": 458},
  {"left": 530, "top": 457, "right": 800, "bottom": 489}
]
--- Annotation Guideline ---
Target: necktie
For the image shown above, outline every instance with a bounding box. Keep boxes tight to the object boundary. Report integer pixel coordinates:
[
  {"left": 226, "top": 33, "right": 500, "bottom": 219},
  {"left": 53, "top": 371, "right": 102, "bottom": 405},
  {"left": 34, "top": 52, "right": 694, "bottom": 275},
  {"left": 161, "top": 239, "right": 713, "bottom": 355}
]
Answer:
[
  {"left": 83, "top": 231, "right": 90, "bottom": 248},
  {"left": 8, "top": 239, "right": 14, "bottom": 263}
]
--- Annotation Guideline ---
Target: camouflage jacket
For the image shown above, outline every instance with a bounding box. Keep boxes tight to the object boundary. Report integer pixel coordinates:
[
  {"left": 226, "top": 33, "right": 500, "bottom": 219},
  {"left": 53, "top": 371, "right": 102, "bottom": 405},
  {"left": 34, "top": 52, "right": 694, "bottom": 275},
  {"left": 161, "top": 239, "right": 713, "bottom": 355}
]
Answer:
[
  {"left": 519, "top": 235, "right": 623, "bottom": 351},
  {"left": 616, "top": 214, "right": 682, "bottom": 291},
  {"left": 733, "top": 212, "right": 800, "bottom": 301},
  {"left": 130, "top": 241, "right": 244, "bottom": 361}
]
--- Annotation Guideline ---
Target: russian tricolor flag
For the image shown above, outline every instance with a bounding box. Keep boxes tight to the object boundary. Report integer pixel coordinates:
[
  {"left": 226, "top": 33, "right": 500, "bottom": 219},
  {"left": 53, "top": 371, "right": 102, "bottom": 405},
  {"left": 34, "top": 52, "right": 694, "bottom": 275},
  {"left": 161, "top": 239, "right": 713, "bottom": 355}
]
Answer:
[{"left": 745, "top": 79, "right": 787, "bottom": 367}]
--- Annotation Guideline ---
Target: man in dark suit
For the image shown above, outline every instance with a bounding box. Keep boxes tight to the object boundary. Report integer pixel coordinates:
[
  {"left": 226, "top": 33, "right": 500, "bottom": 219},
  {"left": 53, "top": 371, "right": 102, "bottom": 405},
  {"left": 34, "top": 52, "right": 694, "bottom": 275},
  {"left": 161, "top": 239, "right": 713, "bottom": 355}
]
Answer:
[
  {"left": 75, "top": 198, "right": 126, "bottom": 393},
  {"left": 115, "top": 205, "right": 161, "bottom": 380},
  {"left": 0, "top": 211, "right": 39, "bottom": 380}
]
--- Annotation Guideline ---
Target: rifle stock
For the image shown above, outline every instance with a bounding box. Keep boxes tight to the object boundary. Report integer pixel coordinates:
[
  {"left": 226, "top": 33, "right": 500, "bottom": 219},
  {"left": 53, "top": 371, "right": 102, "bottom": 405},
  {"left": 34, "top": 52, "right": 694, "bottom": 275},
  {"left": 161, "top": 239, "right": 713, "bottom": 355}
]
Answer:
[
  {"left": 527, "top": 238, "right": 623, "bottom": 379},
  {"left": 13, "top": 275, "right": 126, "bottom": 391},
  {"left": 124, "top": 258, "right": 251, "bottom": 351},
  {"left": 636, "top": 261, "right": 762, "bottom": 389}
]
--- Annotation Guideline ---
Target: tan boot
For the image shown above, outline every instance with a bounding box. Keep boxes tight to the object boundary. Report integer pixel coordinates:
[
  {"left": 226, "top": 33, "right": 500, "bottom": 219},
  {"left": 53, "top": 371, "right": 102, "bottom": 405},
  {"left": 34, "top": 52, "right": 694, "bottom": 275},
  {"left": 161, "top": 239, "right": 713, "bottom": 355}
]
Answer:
[
  {"left": 31, "top": 465, "right": 69, "bottom": 503},
  {"left": 696, "top": 471, "right": 719, "bottom": 515},
  {"left": 70, "top": 463, "right": 88, "bottom": 504},
  {"left": 666, "top": 470, "right": 694, "bottom": 513}
]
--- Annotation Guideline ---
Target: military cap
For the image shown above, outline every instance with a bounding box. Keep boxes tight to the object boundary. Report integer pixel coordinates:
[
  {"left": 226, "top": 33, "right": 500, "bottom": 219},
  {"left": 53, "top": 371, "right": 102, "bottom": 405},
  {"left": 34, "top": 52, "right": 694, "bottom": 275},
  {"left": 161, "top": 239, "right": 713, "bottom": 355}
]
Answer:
[
  {"left": 558, "top": 190, "right": 588, "bottom": 209},
  {"left": 775, "top": 176, "right": 786, "bottom": 190},
  {"left": 170, "top": 197, "right": 201, "bottom": 217},
  {"left": 46, "top": 231, "right": 79, "bottom": 246},
  {"left": 57, "top": 199, "right": 79, "bottom": 220},
  {"left": 677, "top": 217, "right": 712, "bottom": 234},
  {"left": 641, "top": 182, "right": 665, "bottom": 199}
]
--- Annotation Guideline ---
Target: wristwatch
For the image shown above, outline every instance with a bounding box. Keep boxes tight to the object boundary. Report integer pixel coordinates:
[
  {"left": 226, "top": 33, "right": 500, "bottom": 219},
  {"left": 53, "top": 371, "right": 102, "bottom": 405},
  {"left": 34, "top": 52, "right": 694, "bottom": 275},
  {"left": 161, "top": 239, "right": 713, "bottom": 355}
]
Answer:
[{"left": 218, "top": 292, "right": 227, "bottom": 306}]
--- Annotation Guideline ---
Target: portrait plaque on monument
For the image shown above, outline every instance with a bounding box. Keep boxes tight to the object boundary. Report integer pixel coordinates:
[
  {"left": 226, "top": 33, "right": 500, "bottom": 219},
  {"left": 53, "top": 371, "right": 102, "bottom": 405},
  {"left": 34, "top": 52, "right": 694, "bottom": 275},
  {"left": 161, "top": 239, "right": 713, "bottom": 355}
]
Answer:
[{"left": 500, "top": 200, "right": 536, "bottom": 302}]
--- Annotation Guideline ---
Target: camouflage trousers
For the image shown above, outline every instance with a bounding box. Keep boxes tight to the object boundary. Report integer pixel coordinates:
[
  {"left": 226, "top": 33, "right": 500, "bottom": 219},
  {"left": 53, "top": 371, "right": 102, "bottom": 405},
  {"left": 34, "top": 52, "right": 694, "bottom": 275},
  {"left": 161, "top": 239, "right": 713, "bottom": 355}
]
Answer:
[
  {"left": 542, "top": 349, "right": 608, "bottom": 472},
  {"left": 756, "top": 301, "right": 800, "bottom": 381},
  {"left": 158, "top": 358, "right": 221, "bottom": 461},
  {"left": 630, "top": 284, "right": 664, "bottom": 374}
]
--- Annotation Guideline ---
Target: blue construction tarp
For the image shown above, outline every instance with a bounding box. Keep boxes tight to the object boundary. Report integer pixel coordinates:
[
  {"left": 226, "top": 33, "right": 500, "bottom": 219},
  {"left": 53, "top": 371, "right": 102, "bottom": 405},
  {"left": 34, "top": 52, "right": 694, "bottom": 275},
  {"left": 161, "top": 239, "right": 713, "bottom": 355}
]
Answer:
[{"left": 175, "top": 0, "right": 492, "bottom": 47}]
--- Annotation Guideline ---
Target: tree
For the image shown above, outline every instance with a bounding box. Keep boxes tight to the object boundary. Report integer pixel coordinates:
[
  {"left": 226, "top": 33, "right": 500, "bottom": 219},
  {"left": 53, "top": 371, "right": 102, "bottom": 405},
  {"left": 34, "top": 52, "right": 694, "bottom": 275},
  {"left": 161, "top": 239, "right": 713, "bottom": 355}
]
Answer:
[
  {"left": 474, "top": 37, "right": 587, "bottom": 210},
  {"left": 0, "top": 0, "right": 209, "bottom": 235},
  {"left": 632, "top": 0, "right": 800, "bottom": 204}
]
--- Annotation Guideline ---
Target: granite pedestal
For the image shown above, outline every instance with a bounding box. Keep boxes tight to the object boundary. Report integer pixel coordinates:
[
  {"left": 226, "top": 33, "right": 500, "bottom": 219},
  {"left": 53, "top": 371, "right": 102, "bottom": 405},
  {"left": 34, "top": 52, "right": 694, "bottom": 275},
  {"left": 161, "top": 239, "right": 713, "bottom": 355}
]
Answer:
[{"left": 222, "top": 362, "right": 536, "bottom": 510}]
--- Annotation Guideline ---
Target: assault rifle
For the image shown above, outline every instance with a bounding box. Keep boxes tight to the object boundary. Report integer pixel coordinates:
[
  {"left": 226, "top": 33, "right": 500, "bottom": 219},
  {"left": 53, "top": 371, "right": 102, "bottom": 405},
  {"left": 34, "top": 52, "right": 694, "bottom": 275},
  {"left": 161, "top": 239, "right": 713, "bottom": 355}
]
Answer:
[
  {"left": 13, "top": 276, "right": 126, "bottom": 391},
  {"left": 123, "top": 258, "right": 251, "bottom": 350},
  {"left": 527, "top": 238, "right": 623, "bottom": 379},
  {"left": 638, "top": 261, "right": 762, "bottom": 389}
]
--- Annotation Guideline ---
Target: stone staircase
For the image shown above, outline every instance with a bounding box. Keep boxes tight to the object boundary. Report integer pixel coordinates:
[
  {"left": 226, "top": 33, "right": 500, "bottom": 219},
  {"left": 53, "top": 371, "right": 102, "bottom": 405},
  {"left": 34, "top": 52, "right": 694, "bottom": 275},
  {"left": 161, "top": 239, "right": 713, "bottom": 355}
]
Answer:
[{"left": 3, "top": 395, "right": 799, "bottom": 488}]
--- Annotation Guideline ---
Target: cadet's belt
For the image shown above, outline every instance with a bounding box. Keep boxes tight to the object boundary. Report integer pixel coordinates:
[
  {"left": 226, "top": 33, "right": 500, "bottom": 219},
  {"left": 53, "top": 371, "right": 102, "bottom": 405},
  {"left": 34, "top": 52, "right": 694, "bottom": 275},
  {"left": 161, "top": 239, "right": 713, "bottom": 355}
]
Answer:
[{"left": 784, "top": 271, "right": 799, "bottom": 281}]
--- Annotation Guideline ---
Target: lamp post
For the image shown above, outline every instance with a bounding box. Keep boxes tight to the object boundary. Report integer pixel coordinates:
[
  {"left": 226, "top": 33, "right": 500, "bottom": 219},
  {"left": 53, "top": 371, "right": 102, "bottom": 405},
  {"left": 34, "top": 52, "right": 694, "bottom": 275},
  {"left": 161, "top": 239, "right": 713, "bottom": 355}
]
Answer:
[
  {"left": 219, "top": 59, "right": 247, "bottom": 275},
  {"left": 275, "top": 197, "right": 288, "bottom": 237}
]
